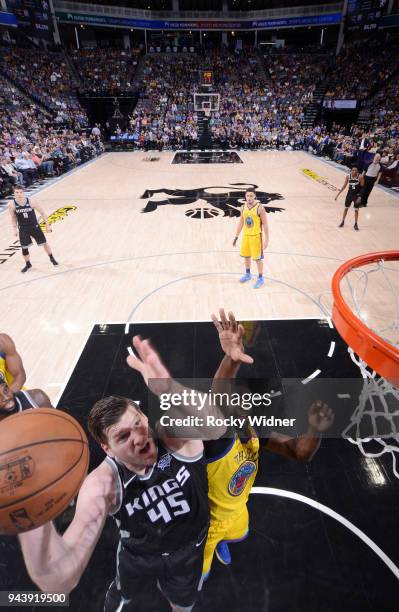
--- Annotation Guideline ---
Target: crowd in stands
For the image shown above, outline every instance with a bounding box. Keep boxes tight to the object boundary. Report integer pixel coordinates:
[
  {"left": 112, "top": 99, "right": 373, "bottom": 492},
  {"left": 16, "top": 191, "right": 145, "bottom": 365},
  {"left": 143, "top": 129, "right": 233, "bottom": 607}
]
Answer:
[
  {"left": 71, "top": 48, "right": 139, "bottom": 94},
  {"left": 0, "top": 74, "right": 103, "bottom": 199},
  {"left": 325, "top": 38, "right": 399, "bottom": 101},
  {"left": 211, "top": 51, "right": 330, "bottom": 148},
  {"left": 1, "top": 38, "right": 398, "bottom": 196},
  {"left": 126, "top": 55, "right": 201, "bottom": 149},
  {"left": 114, "top": 46, "right": 398, "bottom": 185},
  {"left": 0, "top": 45, "right": 87, "bottom": 128},
  {"left": 124, "top": 50, "right": 324, "bottom": 150},
  {"left": 120, "top": 50, "right": 331, "bottom": 150},
  {"left": 364, "top": 76, "right": 399, "bottom": 134}
]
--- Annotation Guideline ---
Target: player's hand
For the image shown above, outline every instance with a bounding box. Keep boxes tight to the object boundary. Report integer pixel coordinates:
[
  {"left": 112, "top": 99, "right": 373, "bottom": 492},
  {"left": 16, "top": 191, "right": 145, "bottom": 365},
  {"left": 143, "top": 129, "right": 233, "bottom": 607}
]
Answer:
[
  {"left": 307, "top": 400, "right": 334, "bottom": 433},
  {"left": 211, "top": 308, "right": 254, "bottom": 364},
  {"left": 46, "top": 225, "right": 52, "bottom": 233},
  {"left": 233, "top": 237, "right": 238, "bottom": 247},
  {"left": 127, "top": 336, "right": 174, "bottom": 396}
]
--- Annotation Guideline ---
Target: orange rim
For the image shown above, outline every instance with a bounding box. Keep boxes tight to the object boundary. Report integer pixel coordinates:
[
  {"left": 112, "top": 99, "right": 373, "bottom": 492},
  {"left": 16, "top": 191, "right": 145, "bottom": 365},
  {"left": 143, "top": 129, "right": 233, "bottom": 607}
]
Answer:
[{"left": 332, "top": 251, "right": 399, "bottom": 385}]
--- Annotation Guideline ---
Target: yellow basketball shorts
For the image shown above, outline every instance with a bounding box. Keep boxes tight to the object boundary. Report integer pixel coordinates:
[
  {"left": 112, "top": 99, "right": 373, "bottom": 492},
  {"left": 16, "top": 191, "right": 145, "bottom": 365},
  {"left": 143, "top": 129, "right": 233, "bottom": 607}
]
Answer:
[
  {"left": 202, "top": 507, "right": 249, "bottom": 577},
  {"left": 240, "top": 234, "right": 263, "bottom": 260}
]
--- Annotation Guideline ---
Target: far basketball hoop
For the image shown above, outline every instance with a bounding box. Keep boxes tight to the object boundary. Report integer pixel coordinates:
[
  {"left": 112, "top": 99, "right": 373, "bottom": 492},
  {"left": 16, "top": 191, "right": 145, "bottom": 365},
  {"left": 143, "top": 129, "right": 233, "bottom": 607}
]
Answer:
[{"left": 194, "top": 93, "right": 220, "bottom": 114}]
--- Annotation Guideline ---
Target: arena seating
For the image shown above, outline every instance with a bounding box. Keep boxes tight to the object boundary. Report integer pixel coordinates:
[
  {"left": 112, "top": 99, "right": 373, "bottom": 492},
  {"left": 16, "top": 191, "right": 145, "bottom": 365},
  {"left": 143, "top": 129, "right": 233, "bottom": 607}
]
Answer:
[
  {"left": 71, "top": 48, "right": 139, "bottom": 95},
  {"left": 0, "top": 45, "right": 87, "bottom": 128},
  {"left": 0, "top": 72, "right": 103, "bottom": 200},
  {"left": 1, "top": 40, "right": 398, "bottom": 193}
]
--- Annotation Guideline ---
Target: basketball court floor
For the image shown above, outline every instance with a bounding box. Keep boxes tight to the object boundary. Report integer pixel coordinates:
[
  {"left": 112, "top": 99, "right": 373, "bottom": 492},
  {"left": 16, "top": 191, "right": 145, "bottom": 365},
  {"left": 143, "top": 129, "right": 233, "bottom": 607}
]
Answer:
[{"left": 1, "top": 151, "right": 398, "bottom": 611}]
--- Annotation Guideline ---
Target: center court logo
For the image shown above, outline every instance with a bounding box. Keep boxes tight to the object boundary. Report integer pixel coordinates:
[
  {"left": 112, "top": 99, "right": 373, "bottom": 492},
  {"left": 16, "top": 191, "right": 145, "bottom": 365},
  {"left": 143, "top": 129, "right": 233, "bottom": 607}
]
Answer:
[
  {"left": 0, "top": 206, "right": 77, "bottom": 265},
  {"left": 301, "top": 169, "right": 339, "bottom": 192},
  {"left": 140, "top": 183, "right": 285, "bottom": 219}
]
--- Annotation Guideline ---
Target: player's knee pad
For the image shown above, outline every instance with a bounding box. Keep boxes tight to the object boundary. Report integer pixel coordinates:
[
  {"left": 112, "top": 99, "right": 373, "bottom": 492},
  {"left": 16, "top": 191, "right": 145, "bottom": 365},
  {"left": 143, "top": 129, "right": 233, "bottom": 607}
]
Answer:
[{"left": 21, "top": 247, "right": 29, "bottom": 256}]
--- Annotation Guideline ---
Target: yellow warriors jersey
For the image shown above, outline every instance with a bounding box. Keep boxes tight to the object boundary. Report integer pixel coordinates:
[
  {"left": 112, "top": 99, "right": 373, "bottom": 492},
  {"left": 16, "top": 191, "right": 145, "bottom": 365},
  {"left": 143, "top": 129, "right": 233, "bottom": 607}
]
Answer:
[
  {"left": 242, "top": 203, "right": 262, "bottom": 236},
  {"left": 205, "top": 426, "right": 259, "bottom": 522},
  {"left": 0, "top": 351, "right": 13, "bottom": 386}
]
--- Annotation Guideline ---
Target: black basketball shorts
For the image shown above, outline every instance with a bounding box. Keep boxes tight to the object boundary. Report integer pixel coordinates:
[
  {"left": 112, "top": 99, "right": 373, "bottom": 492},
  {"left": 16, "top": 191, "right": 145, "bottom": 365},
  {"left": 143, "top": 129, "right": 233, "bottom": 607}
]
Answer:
[
  {"left": 344, "top": 192, "right": 361, "bottom": 209},
  {"left": 19, "top": 224, "right": 46, "bottom": 248},
  {"left": 104, "top": 527, "right": 208, "bottom": 612}
]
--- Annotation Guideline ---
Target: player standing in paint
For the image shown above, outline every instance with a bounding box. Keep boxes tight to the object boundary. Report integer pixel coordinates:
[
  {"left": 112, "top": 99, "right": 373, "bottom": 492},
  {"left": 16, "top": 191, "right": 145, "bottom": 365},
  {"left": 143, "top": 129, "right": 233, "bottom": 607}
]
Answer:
[
  {"left": 233, "top": 189, "right": 269, "bottom": 289},
  {"left": 8, "top": 186, "right": 58, "bottom": 273},
  {"left": 335, "top": 167, "right": 364, "bottom": 230},
  {"left": 201, "top": 309, "right": 334, "bottom": 579}
]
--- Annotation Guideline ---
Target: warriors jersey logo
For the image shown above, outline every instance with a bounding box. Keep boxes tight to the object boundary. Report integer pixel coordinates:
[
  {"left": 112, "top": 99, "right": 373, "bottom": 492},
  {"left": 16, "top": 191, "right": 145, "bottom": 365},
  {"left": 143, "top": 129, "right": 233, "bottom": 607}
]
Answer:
[
  {"left": 228, "top": 460, "right": 256, "bottom": 496},
  {"left": 245, "top": 216, "right": 254, "bottom": 228}
]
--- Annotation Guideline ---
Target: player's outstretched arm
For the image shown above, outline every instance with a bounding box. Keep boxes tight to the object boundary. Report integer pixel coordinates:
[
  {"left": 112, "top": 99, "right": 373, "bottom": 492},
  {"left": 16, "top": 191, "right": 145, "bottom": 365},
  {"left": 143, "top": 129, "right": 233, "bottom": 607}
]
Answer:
[
  {"left": 334, "top": 176, "right": 348, "bottom": 200},
  {"left": 261, "top": 400, "right": 334, "bottom": 462},
  {"left": 233, "top": 208, "right": 244, "bottom": 245},
  {"left": 7, "top": 202, "right": 18, "bottom": 237},
  {"left": 33, "top": 203, "right": 51, "bottom": 232},
  {"left": 127, "top": 335, "right": 229, "bottom": 442},
  {"left": 258, "top": 206, "right": 269, "bottom": 250},
  {"left": 211, "top": 308, "right": 254, "bottom": 368},
  {"left": 210, "top": 309, "right": 254, "bottom": 420},
  {"left": 18, "top": 462, "right": 115, "bottom": 594},
  {"left": 0, "top": 333, "right": 26, "bottom": 393}
]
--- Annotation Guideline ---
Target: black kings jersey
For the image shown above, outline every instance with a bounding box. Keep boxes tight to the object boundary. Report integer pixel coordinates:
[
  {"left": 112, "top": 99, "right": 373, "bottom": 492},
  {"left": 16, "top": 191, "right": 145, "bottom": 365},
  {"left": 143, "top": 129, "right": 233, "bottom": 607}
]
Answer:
[
  {"left": 106, "top": 442, "right": 209, "bottom": 554},
  {"left": 348, "top": 175, "right": 360, "bottom": 193},
  {"left": 13, "top": 198, "right": 38, "bottom": 227}
]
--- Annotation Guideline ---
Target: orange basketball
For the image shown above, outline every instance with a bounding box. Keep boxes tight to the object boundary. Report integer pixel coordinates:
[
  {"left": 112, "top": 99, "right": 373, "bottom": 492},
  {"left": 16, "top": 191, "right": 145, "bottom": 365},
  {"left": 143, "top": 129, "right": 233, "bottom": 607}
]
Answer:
[{"left": 0, "top": 408, "right": 89, "bottom": 535}]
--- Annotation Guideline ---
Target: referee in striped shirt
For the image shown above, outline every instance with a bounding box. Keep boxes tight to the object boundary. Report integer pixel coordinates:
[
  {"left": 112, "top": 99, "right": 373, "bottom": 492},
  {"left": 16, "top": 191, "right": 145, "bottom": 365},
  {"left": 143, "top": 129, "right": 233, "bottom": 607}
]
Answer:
[{"left": 360, "top": 153, "right": 382, "bottom": 207}]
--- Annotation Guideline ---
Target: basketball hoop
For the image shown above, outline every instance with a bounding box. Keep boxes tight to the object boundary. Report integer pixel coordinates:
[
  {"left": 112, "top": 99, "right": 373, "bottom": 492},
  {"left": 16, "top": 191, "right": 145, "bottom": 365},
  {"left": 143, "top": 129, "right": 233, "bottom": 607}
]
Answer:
[
  {"left": 203, "top": 107, "right": 211, "bottom": 119},
  {"left": 332, "top": 251, "right": 399, "bottom": 476},
  {"left": 332, "top": 251, "right": 399, "bottom": 386}
]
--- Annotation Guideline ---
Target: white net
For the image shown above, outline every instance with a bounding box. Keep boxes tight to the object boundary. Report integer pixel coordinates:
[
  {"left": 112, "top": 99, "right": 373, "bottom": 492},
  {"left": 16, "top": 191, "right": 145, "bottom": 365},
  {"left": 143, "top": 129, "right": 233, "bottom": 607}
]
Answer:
[
  {"left": 339, "top": 257, "right": 399, "bottom": 476},
  {"left": 341, "top": 257, "right": 399, "bottom": 350},
  {"left": 343, "top": 349, "right": 399, "bottom": 477}
]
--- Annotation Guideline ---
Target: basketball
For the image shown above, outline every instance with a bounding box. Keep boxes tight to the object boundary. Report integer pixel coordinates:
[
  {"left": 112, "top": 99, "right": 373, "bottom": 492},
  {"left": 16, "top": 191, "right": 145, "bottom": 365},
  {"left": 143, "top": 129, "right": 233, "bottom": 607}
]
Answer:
[{"left": 0, "top": 408, "right": 89, "bottom": 535}]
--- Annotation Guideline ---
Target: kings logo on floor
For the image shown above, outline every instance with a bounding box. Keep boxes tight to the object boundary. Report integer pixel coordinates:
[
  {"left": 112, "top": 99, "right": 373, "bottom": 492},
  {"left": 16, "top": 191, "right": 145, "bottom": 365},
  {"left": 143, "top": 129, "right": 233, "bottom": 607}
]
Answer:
[{"left": 140, "top": 183, "right": 285, "bottom": 220}]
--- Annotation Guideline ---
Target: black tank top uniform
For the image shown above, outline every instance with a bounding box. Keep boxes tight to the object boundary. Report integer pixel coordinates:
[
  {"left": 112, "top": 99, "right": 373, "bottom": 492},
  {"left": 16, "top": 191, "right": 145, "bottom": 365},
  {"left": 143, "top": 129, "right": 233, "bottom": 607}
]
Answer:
[
  {"left": 345, "top": 175, "right": 361, "bottom": 206},
  {"left": 106, "top": 441, "right": 209, "bottom": 555},
  {"left": 103, "top": 443, "right": 209, "bottom": 611},
  {"left": 14, "top": 198, "right": 46, "bottom": 247},
  {"left": 13, "top": 198, "right": 38, "bottom": 227}
]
